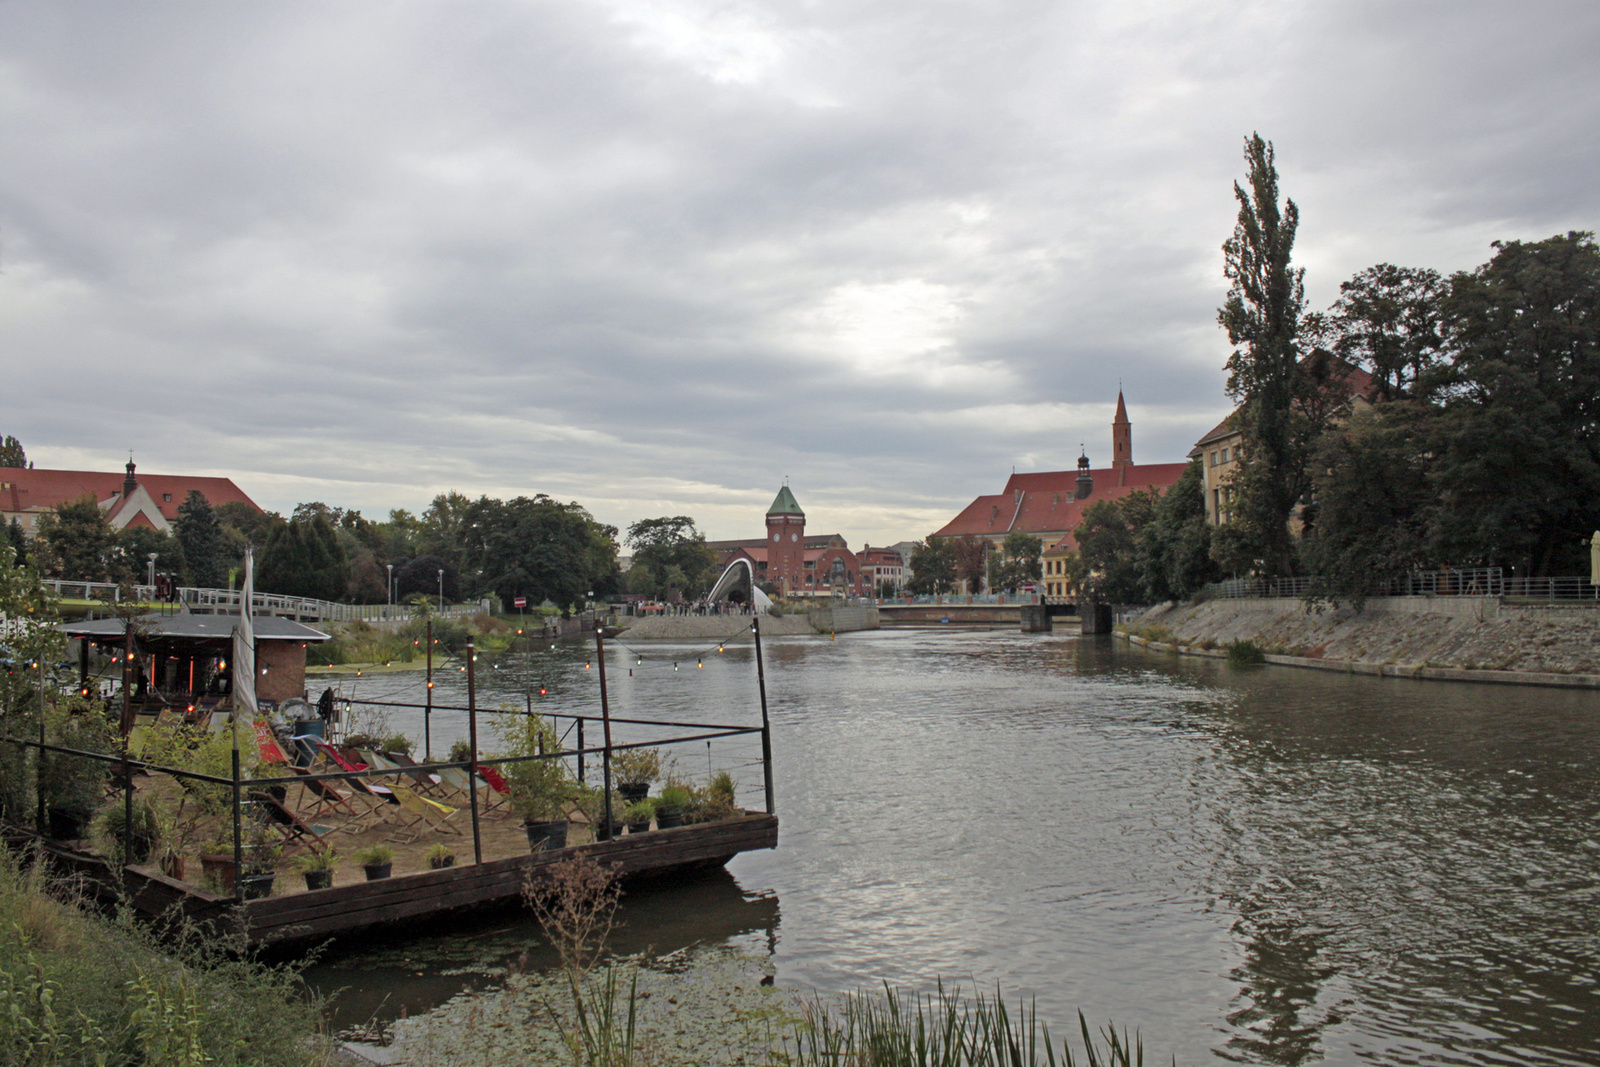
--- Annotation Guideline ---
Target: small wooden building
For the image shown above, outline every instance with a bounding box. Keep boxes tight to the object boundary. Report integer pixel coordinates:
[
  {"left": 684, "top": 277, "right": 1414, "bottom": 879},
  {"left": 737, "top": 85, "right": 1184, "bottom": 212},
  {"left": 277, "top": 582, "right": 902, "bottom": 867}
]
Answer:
[{"left": 62, "top": 614, "right": 331, "bottom": 715}]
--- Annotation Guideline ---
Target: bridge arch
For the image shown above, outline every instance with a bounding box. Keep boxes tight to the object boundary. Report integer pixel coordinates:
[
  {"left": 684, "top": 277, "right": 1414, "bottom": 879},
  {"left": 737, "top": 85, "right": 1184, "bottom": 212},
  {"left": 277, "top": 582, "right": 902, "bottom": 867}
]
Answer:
[{"left": 707, "top": 558, "right": 772, "bottom": 612}]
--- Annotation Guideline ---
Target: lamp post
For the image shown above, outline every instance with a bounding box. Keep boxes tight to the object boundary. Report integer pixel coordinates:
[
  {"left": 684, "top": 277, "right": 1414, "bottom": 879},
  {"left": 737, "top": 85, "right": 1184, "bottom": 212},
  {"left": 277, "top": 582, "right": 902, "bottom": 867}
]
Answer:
[
  {"left": 438, "top": 569, "right": 444, "bottom": 612},
  {"left": 146, "top": 553, "right": 158, "bottom": 590},
  {"left": 386, "top": 564, "right": 394, "bottom": 609}
]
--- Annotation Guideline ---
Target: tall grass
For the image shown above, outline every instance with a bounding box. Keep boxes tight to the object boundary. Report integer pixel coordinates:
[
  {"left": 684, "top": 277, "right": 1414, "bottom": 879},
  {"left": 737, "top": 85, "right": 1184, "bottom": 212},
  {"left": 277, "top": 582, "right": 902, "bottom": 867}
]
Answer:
[
  {"left": 777, "top": 980, "right": 1153, "bottom": 1067},
  {"left": 0, "top": 843, "right": 335, "bottom": 1066}
]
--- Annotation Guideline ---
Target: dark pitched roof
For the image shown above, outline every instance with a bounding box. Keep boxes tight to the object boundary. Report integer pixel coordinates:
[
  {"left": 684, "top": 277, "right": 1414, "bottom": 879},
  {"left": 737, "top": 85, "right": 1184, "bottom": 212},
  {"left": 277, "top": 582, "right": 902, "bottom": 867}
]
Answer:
[{"left": 0, "top": 467, "right": 260, "bottom": 521}]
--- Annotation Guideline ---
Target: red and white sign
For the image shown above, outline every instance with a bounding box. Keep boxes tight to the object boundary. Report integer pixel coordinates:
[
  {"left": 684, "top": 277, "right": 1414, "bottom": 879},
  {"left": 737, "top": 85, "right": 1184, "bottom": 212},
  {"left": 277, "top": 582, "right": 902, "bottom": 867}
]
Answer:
[{"left": 513, "top": 596, "right": 527, "bottom": 609}]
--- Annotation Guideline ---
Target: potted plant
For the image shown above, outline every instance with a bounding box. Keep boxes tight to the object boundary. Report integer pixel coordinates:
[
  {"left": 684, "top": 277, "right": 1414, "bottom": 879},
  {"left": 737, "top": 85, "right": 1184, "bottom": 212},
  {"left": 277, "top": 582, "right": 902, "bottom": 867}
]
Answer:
[
  {"left": 495, "top": 711, "right": 573, "bottom": 852},
  {"left": 238, "top": 819, "right": 281, "bottom": 900},
  {"left": 299, "top": 850, "right": 338, "bottom": 890},
  {"left": 40, "top": 703, "right": 114, "bottom": 841},
  {"left": 573, "top": 785, "right": 626, "bottom": 841},
  {"left": 687, "top": 770, "right": 739, "bottom": 824},
  {"left": 655, "top": 785, "right": 693, "bottom": 829},
  {"left": 623, "top": 798, "right": 655, "bottom": 834},
  {"left": 357, "top": 844, "right": 394, "bottom": 880},
  {"left": 427, "top": 843, "right": 456, "bottom": 870},
  {"left": 94, "top": 798, "right": 160, "bottom": 866},
  {"left": 610, "top": 747, "right": 661, "bottom": 803},
  {"left": 198, "top": 836, "right": 237, "bottom": 894}
]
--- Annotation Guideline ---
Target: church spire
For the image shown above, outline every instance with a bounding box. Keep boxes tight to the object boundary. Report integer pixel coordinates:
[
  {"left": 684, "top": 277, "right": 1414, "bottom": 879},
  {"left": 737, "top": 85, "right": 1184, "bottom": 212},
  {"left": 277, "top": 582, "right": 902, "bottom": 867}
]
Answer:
[{"left": 1111, "top": 391, "right": 1132, "bottom": 469}]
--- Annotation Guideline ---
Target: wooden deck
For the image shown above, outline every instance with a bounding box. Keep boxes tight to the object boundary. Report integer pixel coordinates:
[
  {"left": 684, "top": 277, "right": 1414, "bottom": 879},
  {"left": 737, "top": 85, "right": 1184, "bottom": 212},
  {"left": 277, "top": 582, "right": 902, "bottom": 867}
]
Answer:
[{"left": 8, "top": 813, "right": 778, "bottom": 948}]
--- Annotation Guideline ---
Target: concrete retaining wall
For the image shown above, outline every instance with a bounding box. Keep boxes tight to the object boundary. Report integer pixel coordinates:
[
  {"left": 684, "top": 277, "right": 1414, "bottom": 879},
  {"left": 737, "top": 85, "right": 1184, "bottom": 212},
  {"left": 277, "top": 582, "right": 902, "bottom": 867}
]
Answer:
[{"left": 807, "top": 604, "right": 880, "bottom": 633}]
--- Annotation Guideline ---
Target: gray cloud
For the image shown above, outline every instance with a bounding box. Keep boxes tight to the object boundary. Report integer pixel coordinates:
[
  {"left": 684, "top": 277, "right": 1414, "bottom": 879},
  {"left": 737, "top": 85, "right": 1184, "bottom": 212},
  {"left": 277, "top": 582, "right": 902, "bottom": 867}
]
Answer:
[{"left": 4, "top": 0, "right": 1598, "bottom": 544}]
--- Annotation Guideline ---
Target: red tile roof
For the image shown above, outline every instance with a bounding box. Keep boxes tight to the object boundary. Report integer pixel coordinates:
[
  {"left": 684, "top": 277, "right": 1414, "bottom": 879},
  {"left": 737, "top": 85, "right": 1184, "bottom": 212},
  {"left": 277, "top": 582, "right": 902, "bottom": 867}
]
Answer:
[
  {"left": 0, "top": 467, "right": 260, "bottom": 521},
  {"left": 933, "top": 462, "right": 1188, "bottom": 550}
]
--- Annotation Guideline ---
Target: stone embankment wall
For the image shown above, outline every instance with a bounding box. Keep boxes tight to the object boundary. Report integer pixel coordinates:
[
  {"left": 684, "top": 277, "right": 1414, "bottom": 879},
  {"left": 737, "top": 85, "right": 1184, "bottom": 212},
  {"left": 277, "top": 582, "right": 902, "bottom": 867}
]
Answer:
[
  {"left": 1123, "top": 595, "right": 1600, "bottom": 689},
  {"left": 614, "top": 614, "right": 818, "bottom": 640},
  {"left": 806, "top": 603, "right": 879, "bottom": 633}
]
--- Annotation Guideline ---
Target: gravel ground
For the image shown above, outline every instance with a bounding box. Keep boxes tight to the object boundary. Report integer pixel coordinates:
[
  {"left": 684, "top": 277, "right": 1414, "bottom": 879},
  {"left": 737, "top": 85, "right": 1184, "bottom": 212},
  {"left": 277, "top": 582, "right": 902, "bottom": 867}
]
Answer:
[{"left": 344, "top": 945, "right": 804, "bottom": 1066}]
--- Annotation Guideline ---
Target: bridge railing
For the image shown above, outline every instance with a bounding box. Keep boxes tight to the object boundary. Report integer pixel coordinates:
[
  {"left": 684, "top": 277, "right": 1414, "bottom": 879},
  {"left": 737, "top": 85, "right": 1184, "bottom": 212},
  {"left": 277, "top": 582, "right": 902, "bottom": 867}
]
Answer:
[
  {"left": 877, "top": 593, "right": 1043, "bottom": 606},
  {"left": 1199, "top": 568, "right": 1598, "bottom": 603},
  {"left": 40, "top": 579, "right": 488, "bottom": 622}
]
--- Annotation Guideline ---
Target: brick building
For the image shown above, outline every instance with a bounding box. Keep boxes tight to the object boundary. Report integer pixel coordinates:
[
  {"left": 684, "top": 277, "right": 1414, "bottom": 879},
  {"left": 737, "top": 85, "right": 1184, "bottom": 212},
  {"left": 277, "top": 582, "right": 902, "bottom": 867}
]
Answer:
[
  {"left": 1, "top": 459, "right": 260, "bottom": 538},
  {"left": 708, "top": 486, "right": 866, "bottom": 598}
]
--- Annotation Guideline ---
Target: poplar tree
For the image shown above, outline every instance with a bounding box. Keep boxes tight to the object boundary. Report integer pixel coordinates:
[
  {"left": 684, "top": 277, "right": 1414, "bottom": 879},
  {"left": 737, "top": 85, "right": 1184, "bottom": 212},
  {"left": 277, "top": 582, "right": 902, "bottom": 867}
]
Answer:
[{"left": 1214, "top": 133, "right": 1308, "bottom": 578}]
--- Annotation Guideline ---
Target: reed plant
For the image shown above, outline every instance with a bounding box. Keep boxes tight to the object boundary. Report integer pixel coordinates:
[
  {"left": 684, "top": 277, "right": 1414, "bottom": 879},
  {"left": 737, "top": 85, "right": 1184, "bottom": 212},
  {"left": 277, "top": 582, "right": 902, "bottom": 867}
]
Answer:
[
  {"left": 778, "top": 981, "right": 1152, "bottom": 1067},
  {"left": 1225, "top": 640, "right": 1266, "bottom": 667}
]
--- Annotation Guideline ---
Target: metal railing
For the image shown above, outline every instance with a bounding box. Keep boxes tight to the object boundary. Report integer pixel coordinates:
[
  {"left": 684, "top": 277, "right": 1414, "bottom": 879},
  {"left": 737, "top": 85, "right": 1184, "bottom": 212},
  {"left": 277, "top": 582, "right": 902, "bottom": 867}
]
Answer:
[
  {"left": 1201, "top": 567, "right": 1598, "bottom": 603},
  {"left": 42, "top": 579, "right": 489, "bottom": 622}
]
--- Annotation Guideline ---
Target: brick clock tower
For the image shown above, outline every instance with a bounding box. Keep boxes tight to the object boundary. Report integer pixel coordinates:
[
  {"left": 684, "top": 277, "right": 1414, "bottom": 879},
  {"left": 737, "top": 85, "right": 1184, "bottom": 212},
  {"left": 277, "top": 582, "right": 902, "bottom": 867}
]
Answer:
[{"left": 766, "top": 485, "right": 806, "bottom": 594}]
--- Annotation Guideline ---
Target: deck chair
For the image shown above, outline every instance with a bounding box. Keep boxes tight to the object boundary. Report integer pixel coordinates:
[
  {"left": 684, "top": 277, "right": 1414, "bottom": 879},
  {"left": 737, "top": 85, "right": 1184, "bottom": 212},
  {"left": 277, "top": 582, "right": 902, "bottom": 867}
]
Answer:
[
  {"left": 248, "top": 791, "right": 334, "bottom": 856},
  {"left": 361, "top": 750, "right": 448, "bottom": 797},
  {"left": 389, "top": 781, "right": 462, "bottom": 844},
  {"left": 255, "top": 721, "right": 289, "bottom": 767},
  {"left": 284, "top": 766, "right": 379, "bottom": 832},
  {"left": 311, "top": 741, "right": 400, "bottom": 809},
  {"left": 436, "top": 765, "right": 511, "bottom": 819}
]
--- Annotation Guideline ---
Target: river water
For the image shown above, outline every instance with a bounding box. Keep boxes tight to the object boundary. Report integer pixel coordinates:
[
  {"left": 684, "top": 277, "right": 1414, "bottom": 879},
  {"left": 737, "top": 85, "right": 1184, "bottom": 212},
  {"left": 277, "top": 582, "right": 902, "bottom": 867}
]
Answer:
[{"left": 303, "top": 628, "right": 1600, "bottom": 1065}]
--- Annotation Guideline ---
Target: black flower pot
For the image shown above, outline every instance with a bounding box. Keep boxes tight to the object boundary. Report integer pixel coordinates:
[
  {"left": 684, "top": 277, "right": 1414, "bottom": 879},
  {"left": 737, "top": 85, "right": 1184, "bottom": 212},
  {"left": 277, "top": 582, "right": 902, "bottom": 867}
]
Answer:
[
  {"left": 524, "top": 819, "right": 568, "bottom": 852},
  {"left": 625, "top": 820, "right": 651, "bottom": 835},
  {"left": 46, "top": 806, "right": 91, "bottom": 841},
  {"left": 655, "top": 806, "right": 684, "bottom": 829},
  {"left": 239, "top": 872, "right": 276, "bottom": 900},
  {"left": 429, "top": 856, "right": 456, "bottom": 870},
  {"left": 303, "top": 869, "right": 334, "bottom": 891},
  {"left": 363, "top": 862, "right": 393, "bottom": 881},
  {"left": 618, "top": 782, "right": 650, "bottom": 804}
]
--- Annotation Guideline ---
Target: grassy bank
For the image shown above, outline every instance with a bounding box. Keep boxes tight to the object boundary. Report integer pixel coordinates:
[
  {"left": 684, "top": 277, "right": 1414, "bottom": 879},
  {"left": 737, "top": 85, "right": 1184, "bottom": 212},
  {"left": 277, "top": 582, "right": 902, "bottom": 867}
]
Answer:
[{"left": 0, "top": 845, "right": 334, "bottom": 1066}]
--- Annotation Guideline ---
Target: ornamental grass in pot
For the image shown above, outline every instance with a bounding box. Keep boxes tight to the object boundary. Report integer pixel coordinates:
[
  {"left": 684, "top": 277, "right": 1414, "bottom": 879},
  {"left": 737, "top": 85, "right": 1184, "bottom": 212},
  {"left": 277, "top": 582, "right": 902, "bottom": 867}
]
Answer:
[
  {"left": 356, "top": 844, "right": 394, "bottom": 880},
  {"left": 298, "top": 850, "right": 338, "bottom": 890},
  {"left": 496, "top": 710, "right": 574, "bottom": 852},
  {"left": 427, "top": 843, "right": 456, "bottom": 869}
]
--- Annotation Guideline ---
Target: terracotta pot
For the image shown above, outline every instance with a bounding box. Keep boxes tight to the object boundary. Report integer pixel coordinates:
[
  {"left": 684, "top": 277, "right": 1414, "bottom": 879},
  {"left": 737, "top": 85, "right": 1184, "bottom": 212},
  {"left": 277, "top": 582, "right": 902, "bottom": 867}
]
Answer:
[{"left": 160, "top": 853, "right": 186, "bottom": 881}]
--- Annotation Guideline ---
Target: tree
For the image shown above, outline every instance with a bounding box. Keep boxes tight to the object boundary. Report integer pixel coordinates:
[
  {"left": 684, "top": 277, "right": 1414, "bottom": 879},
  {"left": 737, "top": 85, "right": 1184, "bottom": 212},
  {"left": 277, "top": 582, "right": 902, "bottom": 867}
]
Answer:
[
  {"left": 115, "top": 526, "right": 186, "bottom": 586},
  {"left": 950, "top": 536, "right": 990, "bottom": 594},
  {"left": 1076, "top": 490, "right": 1160, "bottom": 603},
  {"left": 1215, "top": 133, "right": 1309, "bottom": 578},
  {"left": 1327, "top": 264, "right": 1446, "bottom": 401},
  {"left": 1302, "top": 402, "right": 1438, "bottom": 603},
  {"left": 5, "top": 519, "right": 27, "bottom": 567},
  {"left": 32, "top": 497, "right": 119, "bottom": 581},
  {"left": 907, "top": 538, "right": 954, "bottom": 594},
  {"left": 464, "top": 496, "right": 617, "bottom": 610},
  {"left": 256, "top": 514, "right": 349, "bottom": 600},
  {"left": 397, "top": 554, "right": 458, "bottom": 603},
  {"left": 624, "top": 516, "right": 716, "bottom": 601},
  {"left": 991, "top": 532, "right": 1043, "bottom": 592},
  {"left": 1426, "top": 232, "right": 1600, "bottom": 574},
  {"left": 1139, "top": 460, "right": 1221, "bottom": 601},
  {"left": 174, "top": 490, "right": 229, "bottom": 588},
  {"left": 0, "top": 435, "right": 25, "bottom": 468}
]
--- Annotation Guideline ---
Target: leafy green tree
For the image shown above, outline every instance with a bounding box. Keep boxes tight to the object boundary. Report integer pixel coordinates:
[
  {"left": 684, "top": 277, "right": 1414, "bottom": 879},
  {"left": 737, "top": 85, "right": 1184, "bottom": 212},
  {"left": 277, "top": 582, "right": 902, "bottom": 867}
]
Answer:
[
  {"left": 5, "top": 519, "right": 27, "bottom": 567},
  {"left": 115, "top": 526, "right": 186, "bottom": 586},
  {"left": 1215, "top": 133, "right": 1310, "bottom": 578},
  {"left": 0, "top": 435, "right": 25, "bottom": 468},
  {"left": 257, "top": 513, "right": 349, "bottom": 600},
  {"left": 950, "top": 536, "right": 990, "bottom": 594},
  {"left": 174, "top": 490, "right": 229, "bottom": 587},
  {"left": 907, "top": 538, "right": 954, "bottom": 594},
  {"left": 456, "top": 496, "right": 617, "bottom": 610},
  {"left": 991, "top": 532, "right": 1043, "bottom": 592},
  {"left": 1139, "top": 460, "right": 1221, "bottom": 601},
  {"left": 397, "top": 554, "right": 458, "bottom": 603},
  {"left": 1302, "top": 402, "right": 1438, "bottom": 603},
  {"left": 1076, "top": 490, "right": 1160, "bottom": 603},
  {"left": 1427, "top": 232, "right": 1600, "bottom": 574},
  {"left": 624, "top": 516, "right": 716, "bottom": 601},
  {"left": 420, "top": 491, "right": 472, "bottom": 571},
  {"left": 215, "top": 500, "right": 277, "bottom": 545},
  {"left": 33, "top": 497, "right": 119, "bottom": 580},
  {"left": 1327, "top": 264, "right": 1446, "bottom": 401}
]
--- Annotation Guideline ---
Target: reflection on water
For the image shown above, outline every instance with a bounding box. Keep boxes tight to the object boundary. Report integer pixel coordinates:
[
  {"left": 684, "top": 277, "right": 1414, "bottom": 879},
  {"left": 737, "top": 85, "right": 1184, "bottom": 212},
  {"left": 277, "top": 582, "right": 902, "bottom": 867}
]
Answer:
[{"left": 303, "top": 629, "right": 1600, "bottom": 1065}]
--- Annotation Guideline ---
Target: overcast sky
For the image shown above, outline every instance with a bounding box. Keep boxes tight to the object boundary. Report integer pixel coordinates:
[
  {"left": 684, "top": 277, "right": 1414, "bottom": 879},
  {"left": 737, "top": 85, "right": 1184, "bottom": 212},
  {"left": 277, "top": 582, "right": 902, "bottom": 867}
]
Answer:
[{"left": 4, "top": 1, "right": 1597, "bottom": 545}]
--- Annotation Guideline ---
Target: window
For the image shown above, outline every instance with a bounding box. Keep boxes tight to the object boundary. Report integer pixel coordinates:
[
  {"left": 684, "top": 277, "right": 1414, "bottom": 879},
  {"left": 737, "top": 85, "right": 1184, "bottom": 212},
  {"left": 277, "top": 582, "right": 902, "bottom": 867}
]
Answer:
[
  {"left": 162, "top": 493, "right": 172, "bottom": 502},
  {"left": 1210, "top": 451, "right": 1218, "bottom": 466},
  {"left": 1219, "top": 448, "right": 1229, "bottom": 464}
]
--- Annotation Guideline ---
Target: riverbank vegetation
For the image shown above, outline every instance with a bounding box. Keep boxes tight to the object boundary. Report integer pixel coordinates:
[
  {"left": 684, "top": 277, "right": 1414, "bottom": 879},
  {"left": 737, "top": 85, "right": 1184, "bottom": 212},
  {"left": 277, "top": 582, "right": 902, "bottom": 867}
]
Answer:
[{"left": 0, "top": 845, "right": 333, "bottom": 1066}]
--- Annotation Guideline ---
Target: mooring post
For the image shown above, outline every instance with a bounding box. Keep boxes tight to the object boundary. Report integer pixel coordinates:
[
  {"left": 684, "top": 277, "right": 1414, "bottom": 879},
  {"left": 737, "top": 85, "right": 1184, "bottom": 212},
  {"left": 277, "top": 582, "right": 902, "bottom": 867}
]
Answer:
[
  {"left": 122, "top": 733, "right": 133, "bottom": 878},
  {"left": 231, "top": 747, "right": 243, "bottom": 905},
  {"left": 36, "top": 656, "right": 47, "bottom": 832},
  {"left": 467, "top": 636, "right": 482, "bottom": 865},
  {"left": 595, "top": 626, "right": 614, "bottom": 839},
  {"left": 753, "top": 617, "right": 775, "bottom": 816},
  {"left": 424, "top": 620, "right": 434, "bottom": 762}
]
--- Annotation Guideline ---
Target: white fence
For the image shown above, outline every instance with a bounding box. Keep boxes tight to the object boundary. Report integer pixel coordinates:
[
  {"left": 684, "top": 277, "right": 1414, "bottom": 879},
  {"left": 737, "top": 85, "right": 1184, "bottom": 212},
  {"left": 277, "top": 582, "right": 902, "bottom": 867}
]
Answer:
[{"left": 41, "top": 579, "right": 489, "bottom": 622}]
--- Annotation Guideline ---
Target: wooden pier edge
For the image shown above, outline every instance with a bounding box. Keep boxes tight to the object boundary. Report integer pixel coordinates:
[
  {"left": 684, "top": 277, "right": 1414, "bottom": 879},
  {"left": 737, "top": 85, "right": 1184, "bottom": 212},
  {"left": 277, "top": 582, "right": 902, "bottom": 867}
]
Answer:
[{"left": 7, "top": 815, "right": 778, "bottom": 948}]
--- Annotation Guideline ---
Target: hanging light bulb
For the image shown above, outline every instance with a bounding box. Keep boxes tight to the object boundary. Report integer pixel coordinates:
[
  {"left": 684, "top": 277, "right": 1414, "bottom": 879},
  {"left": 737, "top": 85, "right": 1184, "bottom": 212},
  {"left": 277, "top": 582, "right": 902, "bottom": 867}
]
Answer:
[
  {"left": 673, "top": 662, "right": 679, "bottom": 671},
  {"left": 628, "top": 669, "right": 633, "bottom": 677},
  {"left": 637, "top": 656, "right": 642, "bottom": 665},
  {"left": 540, "top": 687, "right": 547, "bottom": 695},
  {"left": 697, "top": 658, "right": 703, "bottom": 669},
  {"left": 717, "top": 644, "right": 724, "bottom": 653},
  {"left": 585, "top": 662, "right": 591, "bottom": 670}
]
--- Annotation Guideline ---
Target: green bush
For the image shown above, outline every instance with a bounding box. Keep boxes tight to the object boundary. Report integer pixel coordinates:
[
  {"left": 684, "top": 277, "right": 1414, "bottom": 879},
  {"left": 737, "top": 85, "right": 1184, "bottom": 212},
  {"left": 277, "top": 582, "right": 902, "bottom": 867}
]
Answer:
[{"left": 1226, "top": 640, "right": 1266, "bottom": 667}]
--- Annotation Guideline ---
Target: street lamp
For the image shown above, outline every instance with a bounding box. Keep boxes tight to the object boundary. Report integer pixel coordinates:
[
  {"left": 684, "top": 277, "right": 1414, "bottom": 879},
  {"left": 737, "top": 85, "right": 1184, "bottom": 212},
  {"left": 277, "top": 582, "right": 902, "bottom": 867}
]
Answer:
[
  {"left": 386, "top": 563, "right": 394, "bottom": 608},
  {"left": 146, "top": 553, "right": 158, "bottom": 589},
  {"left": 438, "top": 569, "right": 445, "bottom": 612}
]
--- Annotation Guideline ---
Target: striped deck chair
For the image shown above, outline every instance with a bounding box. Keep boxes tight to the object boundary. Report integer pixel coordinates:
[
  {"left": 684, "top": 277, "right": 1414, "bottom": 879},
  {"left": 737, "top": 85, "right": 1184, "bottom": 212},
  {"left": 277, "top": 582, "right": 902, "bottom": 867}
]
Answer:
[
  {"left": 437, "top": 765, "right": 510, "bottom": 819},
  {"left": 389, "top": 781, "right": 462, "bottom": 844},
  {"left": 362, "top": 750, "right": 449, "bottom": 798},
  {"left": 254, "top": 721, "right": 289, "bottom": 767},
  {"left": 248, "top": 791, "right": 334, "bottom": 856},
  {"left": 284, "top": 766, "right": 377, "bottom": 832},
  {"left": 312, "top": 741, "right": 399, "bottom": 811}
]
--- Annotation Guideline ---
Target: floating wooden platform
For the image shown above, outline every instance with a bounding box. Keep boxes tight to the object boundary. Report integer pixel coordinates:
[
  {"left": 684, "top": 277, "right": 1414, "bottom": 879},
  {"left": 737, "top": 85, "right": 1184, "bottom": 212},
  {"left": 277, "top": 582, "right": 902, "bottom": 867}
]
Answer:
[{"left": 7, "top": 813, "right": 778, "bottom": 948}]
